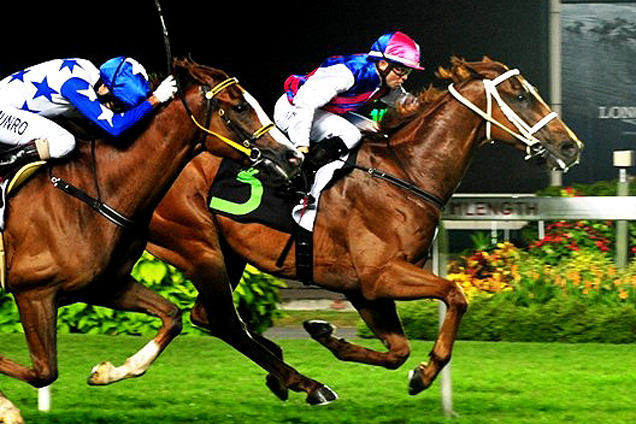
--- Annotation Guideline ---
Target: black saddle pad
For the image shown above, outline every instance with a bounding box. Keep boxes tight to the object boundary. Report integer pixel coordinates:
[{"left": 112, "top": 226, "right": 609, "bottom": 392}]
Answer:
[
  {"left": 208, "top": 160, "right": 297, "bottom": 233},
  {"left": 207, "top": 149, "right": 359, "bottom": 233}
]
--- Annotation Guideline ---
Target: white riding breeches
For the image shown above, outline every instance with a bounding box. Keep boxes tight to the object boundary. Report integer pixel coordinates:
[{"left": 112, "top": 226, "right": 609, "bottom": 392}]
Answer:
[
  {"left": 274, "top": 94, "right": 362, "bottom": 149},
  {"left": 0, "top": 101, "right": 76, "bottom": 158}
]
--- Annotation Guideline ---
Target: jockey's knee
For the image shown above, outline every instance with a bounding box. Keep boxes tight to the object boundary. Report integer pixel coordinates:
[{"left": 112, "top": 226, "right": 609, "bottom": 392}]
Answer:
[
  {"left": 46, "top": 129, "right": 76, "bottom": 159},
  {"left": 338, "top": 127, "right": 362, "bottom": 150}
]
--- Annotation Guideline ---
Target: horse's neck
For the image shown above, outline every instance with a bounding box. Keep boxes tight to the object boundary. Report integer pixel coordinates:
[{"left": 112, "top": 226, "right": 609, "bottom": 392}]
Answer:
[
  {"left": 385, "top": 93, "right": 485, "bottom": 200},
  {"left": 95, "top": 100, "right": 198, "bottom": 219}
]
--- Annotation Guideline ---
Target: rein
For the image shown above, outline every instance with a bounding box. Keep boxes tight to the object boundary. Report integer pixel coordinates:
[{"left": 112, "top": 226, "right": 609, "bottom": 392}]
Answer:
[{"left": 187, "top": 77, "right": 275, "bottom": 161}]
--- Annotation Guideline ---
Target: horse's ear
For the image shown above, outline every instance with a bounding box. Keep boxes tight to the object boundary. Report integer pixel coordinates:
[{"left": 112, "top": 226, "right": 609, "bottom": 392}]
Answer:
[
  {"left": 462, "top": 58, "right": 506, "bottom": 80},
  {"left": 172, "top": 57, "right": 192, "bottom": 88}
]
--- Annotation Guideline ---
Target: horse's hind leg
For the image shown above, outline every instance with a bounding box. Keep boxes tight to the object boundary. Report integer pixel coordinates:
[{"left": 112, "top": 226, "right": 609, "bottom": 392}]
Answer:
[
  {"left": 86, "top": 276, "right": 182, "bottom": 385},
  {"left": 303, "top": 293, "right": 411, "bottom": 370},
  {"left": 189, "top": 265, "right": 337, "bottom": 405}
]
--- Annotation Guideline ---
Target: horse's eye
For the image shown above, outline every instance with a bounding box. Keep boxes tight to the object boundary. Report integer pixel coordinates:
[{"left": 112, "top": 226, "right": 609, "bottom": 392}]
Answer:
[
  {"left": 516, "top": 92, "right": 529, "bottom": 103},
  {"left": 233, "top": 103, "right": 248, "bottom": 113}
]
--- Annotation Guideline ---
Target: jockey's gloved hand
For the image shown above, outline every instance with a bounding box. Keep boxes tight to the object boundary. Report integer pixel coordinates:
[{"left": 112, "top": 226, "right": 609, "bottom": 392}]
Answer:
[{"left": 153, "top": 75, "right": 178, "bottom": 103}]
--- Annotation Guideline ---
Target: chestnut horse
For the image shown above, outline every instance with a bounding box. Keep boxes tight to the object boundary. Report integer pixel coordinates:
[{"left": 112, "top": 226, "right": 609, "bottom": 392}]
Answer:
[
  {"left": 0, "top": 58, "right": 303, "bottom": 423},
  {"left": 145, "top": 58, "right": 583, "bottom": 403}
]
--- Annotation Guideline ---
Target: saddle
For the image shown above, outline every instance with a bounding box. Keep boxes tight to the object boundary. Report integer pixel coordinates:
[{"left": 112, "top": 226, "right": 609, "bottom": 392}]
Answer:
[{"left": 208, "top": 150, "right": 358, "bottom": 284}]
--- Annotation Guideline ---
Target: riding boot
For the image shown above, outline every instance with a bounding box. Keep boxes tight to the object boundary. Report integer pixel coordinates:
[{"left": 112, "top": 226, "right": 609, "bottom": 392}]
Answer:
[
  {"left": 279, "top": 137, "right": 349, "bottom": 198},
  {"left": 304, "top": 137, "right": 348, "bottom": 174},
  {"left": 0, "top": 140, "right": 43, "bottom": 176},
  {"left": 299, "top": 137, "right": 349, "bottom": 190}
]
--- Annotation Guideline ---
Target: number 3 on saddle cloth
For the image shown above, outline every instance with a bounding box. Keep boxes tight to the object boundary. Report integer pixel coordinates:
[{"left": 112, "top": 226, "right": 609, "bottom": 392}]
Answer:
[{"left": 208, "top": 151, "right": 357, "bottom": 283}]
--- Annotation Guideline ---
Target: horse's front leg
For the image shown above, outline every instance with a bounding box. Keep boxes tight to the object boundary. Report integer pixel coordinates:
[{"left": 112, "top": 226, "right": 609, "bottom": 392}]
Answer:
[
  {"left": 87, "top": 276, "right": 182, "bottom": 385},
  {"left": 0, "top": 290, "right": 59, "bottom": 424},
  {"left": 303, "top": 294, "right": 411, "bottom": 370},
  {"left": 359, "top": 258, "right": 468, "bottom": 395}
]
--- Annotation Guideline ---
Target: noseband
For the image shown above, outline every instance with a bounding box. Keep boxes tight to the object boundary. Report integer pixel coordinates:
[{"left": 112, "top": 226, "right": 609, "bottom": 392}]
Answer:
[
  {"left": 184, "top": 77, "right": 275, "bottom": 162},
  {"left": 447, "top": 69, "right": 574, "bottom": 171}
]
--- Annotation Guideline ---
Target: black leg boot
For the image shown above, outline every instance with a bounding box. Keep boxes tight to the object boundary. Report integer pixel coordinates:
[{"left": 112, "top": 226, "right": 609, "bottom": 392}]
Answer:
[
  {"left": 0, "top": 141, "right": 42, "bottom": 176},
  {"left": 298, "top": 137, "right": 349, "bottom": 191},
  {"left": 280, "top": 137, "right": 349, "bottom": 198},
  {"left": 304, "top": 137, "right": 348, "bottom": 173}
]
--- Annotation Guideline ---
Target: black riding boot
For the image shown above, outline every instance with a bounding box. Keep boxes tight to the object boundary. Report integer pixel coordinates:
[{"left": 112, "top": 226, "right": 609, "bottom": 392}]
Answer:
[
  {"left": 304, "top": 137, "right": 349, "bottom": 174},
  {"left": 0, "top": 141, "right": 42, "bottom": 176},
  {"left": 280, "top": 137, "right": 349, "bottom": 198}
]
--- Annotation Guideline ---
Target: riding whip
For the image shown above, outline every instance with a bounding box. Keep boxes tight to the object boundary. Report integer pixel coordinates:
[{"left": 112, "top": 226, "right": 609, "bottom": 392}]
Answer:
[{"left": 153, "top": 0, "right": 173, "bottom": 75}]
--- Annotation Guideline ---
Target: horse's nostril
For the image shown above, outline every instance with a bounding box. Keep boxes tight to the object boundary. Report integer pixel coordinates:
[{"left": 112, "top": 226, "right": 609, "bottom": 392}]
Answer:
[
  {"left": 287, "top": 151, "right": 304, "bottom": 166},
  {"left": 560, "top": 141, "right": 578, "bottom": 158}
]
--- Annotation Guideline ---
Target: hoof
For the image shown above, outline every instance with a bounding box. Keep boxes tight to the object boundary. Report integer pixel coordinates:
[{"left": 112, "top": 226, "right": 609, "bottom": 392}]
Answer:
[
  {"left": 306, "top": 385, "right": 338, "bottom": 406},
  {"left": 88, "top": 361, "right": 115, "bottom": 386},
  {"left": 303, "top": 320, "right": 335, "bottom": 339},
  {"left": 265, "top": 374, "right": 289, "bottom": 401},
  {"left": 407, "top": 366, "right": 430, "bottom": 395}
]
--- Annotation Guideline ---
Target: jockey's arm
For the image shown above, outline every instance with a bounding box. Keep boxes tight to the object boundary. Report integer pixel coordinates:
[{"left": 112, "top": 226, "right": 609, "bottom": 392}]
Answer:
[
  {"left": 61, "top": 78, "right": 154, "bottom": 137},
  {"left": 289, "top": 65, "right": 355, "bottom": 149}
]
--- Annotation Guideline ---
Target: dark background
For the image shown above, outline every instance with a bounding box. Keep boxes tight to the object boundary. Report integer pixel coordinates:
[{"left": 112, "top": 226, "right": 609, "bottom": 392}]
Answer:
[{"left": 2, "top": 0, "right": 553, "bottom": 193}]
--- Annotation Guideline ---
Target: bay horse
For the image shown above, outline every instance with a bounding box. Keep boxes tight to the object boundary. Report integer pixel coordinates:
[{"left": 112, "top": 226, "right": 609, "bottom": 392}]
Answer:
[
  {"left": 145, "top": 57, "right": 583, "bottom": 403},
  {"left": 0, "top": 57, "right": 303, "bottom": 423}
]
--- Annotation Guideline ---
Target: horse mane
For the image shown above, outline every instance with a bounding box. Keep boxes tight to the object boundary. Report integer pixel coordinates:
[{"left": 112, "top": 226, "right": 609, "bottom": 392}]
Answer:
[
  {"left": 379, "top": 56, "right": 500, "bottom": 131},
  {"left": 173, "top": 57, "right": 229, "bottom": 88}
]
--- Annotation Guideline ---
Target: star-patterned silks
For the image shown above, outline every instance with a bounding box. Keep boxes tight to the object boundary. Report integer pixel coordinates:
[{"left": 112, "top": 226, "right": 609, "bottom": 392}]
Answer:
[
  {"left": 32, "top": 77, "right": 58, "bottom": 101},
  {"left": 0, "top": 57, "right": 153, "bottom": 137},
  {"left": 9, "top": 69, "right": 30, "bottom": 83},
  {"left": 76, "top": 86, "right": 98, "bottom": 102},
  {"left": 60, "top": 59, "right": 82, "bottom": 73},
  {"left": 21, "top": 101, "right": 37, "bottom": 113},
  {"left": 96, "top": 104, "right": 115, "bottom": 127}
]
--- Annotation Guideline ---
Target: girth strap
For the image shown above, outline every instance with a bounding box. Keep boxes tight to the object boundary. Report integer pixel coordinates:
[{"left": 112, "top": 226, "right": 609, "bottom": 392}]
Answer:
[{"left": 50, "top": 176, "right": 136, "bottom": 229}]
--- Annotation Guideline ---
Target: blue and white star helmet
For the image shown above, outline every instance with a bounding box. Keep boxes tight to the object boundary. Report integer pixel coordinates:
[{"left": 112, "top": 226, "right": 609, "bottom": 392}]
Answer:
[{"left": 99, "top": 57, "right": 151, "bottom": 108}]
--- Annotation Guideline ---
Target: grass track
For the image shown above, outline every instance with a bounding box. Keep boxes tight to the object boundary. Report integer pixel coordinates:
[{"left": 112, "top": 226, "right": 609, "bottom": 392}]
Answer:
[{"left": 0, "top": 334, "right": 635, "bottom": 423}]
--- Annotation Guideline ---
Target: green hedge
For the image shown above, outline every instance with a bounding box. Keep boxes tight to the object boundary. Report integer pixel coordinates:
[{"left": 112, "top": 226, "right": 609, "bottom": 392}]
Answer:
[
  {"left": 358, "top": 296, "right": 636, "bottom": 344},
  {"left": 0, "top": 252, "right": 285, "bottom": 336}
]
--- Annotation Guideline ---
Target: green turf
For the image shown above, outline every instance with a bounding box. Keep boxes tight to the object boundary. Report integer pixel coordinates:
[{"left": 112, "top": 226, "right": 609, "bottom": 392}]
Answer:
[{"left": 0, "top": 333, "right": 635, "bottom": 423}]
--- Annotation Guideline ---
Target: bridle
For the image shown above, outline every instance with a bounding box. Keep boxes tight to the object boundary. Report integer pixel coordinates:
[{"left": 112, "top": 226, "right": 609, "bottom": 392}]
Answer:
[
  {"left": 447, "top": 68, "right": 578, "bottom": 172},
  {"left": 179, "top": 75, "right": 275, "bottom": 163},
  {"left": 152, "top": 0, "right": 274, "bottom": 164}
]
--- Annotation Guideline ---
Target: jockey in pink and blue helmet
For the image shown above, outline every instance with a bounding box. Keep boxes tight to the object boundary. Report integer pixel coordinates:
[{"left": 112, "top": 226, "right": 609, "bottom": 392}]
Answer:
[
  {"left": 368, "top": 31, "right": 425, "bottom": 80},
  {"left": 275, "top": 30, "right": 424, "bottom": 196}
]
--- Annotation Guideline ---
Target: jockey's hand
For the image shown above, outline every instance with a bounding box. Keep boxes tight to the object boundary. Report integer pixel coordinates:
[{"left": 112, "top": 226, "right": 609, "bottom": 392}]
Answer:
[
  {"left": 152, "top": 75, "right": 178, "bottom": 103},
  {"left": 298, "top": 146, "right": 310, "bottom": 155},
  {"left": 396, "top": 93, "right": 420, "bottom": 115}
]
